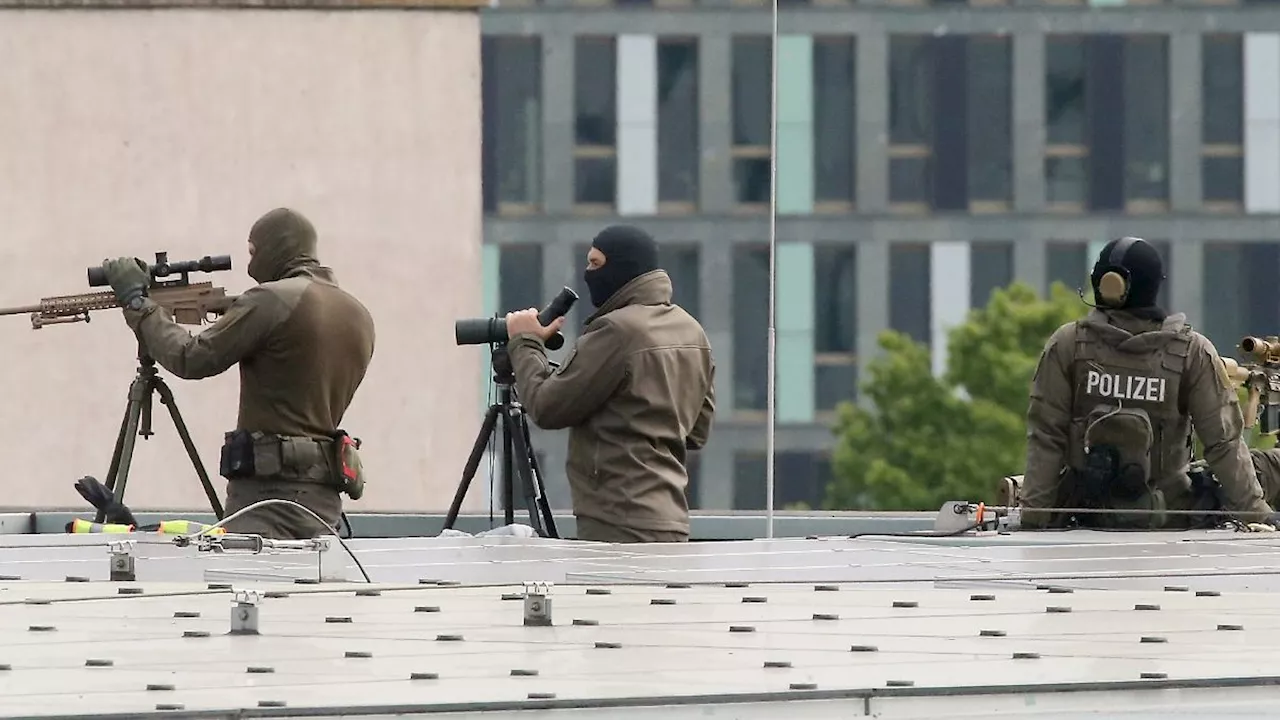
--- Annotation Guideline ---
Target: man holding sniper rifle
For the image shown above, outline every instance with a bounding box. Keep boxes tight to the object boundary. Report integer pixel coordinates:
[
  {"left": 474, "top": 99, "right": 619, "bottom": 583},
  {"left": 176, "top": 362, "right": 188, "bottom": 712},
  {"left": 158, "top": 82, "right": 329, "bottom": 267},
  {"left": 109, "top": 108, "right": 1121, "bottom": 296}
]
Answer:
[{"left": 91, "top": 208, "right": 375, "bottom": 539}]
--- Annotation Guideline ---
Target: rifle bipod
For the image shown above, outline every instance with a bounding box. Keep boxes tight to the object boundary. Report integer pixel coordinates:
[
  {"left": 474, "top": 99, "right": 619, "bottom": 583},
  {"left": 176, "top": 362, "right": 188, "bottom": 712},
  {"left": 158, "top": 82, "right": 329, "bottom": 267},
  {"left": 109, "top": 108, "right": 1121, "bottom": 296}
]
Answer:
[
  {"left": 442, "top": 346, "right": 557, "bottom": 538},
  {"left": 96, "top": 347, "right": 224, "bottom": 523}
]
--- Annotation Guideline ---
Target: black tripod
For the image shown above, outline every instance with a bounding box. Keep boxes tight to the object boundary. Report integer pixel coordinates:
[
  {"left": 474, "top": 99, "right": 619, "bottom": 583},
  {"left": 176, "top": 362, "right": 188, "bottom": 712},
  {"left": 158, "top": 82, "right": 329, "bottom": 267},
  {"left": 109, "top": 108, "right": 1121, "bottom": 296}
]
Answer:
[
  {"left": 443, "top": 345, "right": 557, "bottom": 538},
  {"left": 96, "top": 342, "right": 225, "bottom": 523}
]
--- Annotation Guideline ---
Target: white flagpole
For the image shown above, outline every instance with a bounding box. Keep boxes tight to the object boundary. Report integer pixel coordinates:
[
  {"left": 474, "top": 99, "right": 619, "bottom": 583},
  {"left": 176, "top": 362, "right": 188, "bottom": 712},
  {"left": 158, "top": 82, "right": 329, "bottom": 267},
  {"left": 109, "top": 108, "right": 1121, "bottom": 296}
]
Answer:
[{"left": 765, "top": 0, "right": 779, "bottom": 539}]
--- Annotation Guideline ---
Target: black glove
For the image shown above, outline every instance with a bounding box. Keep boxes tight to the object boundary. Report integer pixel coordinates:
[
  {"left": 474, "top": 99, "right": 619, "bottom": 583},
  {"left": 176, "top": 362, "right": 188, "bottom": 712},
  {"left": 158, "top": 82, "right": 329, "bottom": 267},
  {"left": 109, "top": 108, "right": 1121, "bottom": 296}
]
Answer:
[
  {"left": 101, "top": 257, "right": 149, "bottom": 306},
  {"left": 74, "top": 475, "right": 137, "bottom": 526}
]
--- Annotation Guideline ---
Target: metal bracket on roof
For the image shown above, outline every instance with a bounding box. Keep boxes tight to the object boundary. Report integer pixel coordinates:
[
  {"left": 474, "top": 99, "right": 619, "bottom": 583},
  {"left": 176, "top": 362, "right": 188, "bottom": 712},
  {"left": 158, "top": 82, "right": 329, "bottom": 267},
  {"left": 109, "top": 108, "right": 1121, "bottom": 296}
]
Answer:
[
  {"left": 315, "top": 535, "right": 345, "bottom": 582},
  {"left": 108, "top": 540, "right": 137, "bottom": 582},
  {"left": 935, "top": 501, "right": 979, "bottom": 534},
  {"left": 523, "top": 581, "right": 553, "bottom": 627},
  {"left": 934, "top": 501, "right": 1005, "bottom": 535},
  {"left": 230, "top": 589, "right": 261, "bottom": 635}
]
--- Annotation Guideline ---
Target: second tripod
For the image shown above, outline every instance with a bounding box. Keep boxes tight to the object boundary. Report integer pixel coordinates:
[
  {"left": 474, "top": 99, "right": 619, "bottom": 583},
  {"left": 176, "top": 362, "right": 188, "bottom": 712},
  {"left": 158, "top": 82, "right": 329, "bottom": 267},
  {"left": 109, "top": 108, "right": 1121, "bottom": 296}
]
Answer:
[
  {"left": 97, "top": 342, "right": 225, "bottom": 523},
  {"left": 443, "top": 346, "right": 557, "bottom": 538}
]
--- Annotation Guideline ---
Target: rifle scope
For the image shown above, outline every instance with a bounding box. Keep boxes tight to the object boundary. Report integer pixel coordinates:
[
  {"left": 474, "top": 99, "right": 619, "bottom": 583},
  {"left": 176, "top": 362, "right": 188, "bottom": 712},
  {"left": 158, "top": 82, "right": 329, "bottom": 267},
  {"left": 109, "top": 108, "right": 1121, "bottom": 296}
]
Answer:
[
  {"left": 455, "top": 286, "right": 578, "bottom": 352},
  {"left": 86, "top": 252, "right": 233, "bottom": 288}
]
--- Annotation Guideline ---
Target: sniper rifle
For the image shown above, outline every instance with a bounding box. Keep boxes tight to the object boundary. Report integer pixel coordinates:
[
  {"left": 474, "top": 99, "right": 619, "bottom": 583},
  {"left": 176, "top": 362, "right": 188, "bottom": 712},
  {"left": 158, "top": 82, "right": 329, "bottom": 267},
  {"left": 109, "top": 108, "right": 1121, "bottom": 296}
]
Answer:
[
  {"left": 0, "top": 252, "right": 235, "bottom": 329},
  {"left": 1222, "top": 335, "right": 1280, "bottom": 435}
]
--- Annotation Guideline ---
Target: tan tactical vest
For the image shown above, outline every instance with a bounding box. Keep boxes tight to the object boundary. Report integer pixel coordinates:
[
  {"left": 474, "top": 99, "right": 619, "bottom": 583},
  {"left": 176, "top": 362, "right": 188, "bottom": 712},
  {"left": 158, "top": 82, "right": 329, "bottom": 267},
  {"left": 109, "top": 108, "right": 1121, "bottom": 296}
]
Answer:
[{"left": 1068, "top": 322, "right": 1193, "bottom": 518}]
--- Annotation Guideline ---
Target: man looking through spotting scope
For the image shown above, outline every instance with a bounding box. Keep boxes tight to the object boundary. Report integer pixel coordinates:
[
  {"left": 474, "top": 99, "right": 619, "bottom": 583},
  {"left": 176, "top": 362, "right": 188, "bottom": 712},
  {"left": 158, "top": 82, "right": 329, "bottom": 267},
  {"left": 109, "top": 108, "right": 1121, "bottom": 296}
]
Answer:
[
  {"left": 503, "top": 225, "right": 715, "bottom": 543},
  {"left": 100, "top": 208, "right": 376, "bottom": 540},
  {"left": 1021, "top": 236, "right": 1280, "bottom": 530}
]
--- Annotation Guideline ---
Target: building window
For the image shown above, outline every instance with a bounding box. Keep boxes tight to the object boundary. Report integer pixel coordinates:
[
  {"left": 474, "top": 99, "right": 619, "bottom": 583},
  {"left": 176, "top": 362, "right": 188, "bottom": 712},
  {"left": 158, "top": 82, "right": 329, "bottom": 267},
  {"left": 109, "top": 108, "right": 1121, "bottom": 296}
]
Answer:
[
  {"left": 1124, "top": 36, "right": 1170, "bottom": 211},
  {"left": 887, "top": 34, "right": 1012, "bottom": 213},
  {"left": 1202, "top": 34, "right": 1244, "bottom": 211},
  {"left": 888, "top": 36, "right": 932, "bottom": 212},
  {"left": 732, "top": 244, "right": 770, "bottom": 412},
  {"left": 1045, "top": 35, "right": 1170, "bottom": 213},
  {"left": 658, "top": 38, "right": 699, "bottom": 213},
  {"left": 889, "top": 243, "right": 931, "bottom": 347},
  {"left": 482, "top": 37, "right": 542, "bottom": 215},
  {"left": 1045, "top": 37, "right": 1088, "bottom": 210},
  {"left": 970, "top": 241, "right": 1013, "bottom": 308},
  {"left": 733, "top": 451, "right": 833, "bottom": 511},
  {"left": 1202, "top": 242, "right": 1280, "bottom": 355},
  {"left": 814, "top": 244, "right": 857, "bottom": 413},
  {"left": 498, "top": 245, "right": 544, "bottom": 314},
  {"left": 574, "top": 37, "right": 617, "bottom": 213},
  {"left": 813, "top": 36, "right": 856, "bottom": 211},
  {"left": 659, "top": 244, "right": 701, "bottom": 319},
  {"left": 968, "top": 36, "right": 1013, "bottom": 212},
  {"left": 731, "top": 36, "right": 772, "bottom": 209},
  {"left": 1046, "top": 240, "right": 1088, "bottom": 296}
]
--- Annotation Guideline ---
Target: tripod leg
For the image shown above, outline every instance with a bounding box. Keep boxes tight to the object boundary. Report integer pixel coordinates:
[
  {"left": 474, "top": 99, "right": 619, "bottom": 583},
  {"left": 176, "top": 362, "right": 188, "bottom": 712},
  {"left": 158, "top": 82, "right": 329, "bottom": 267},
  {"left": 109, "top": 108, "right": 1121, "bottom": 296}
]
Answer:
[
  {"left": 152, "top": 378, "right": 225, "bottom": 520},
  {"left": 139, "top": 377, "right": 154, "bottom": 439},
  {"left": 98, "top": 380, "right": 147, "bottom": 523},
  {"left": 97, "top": 401, "right": 135, "bottom": 525},
  {"left": 102, "top": 388, "right": 135, "bottom": 495},
  {"left": 502, "top": 407, "right": 548, "bottom": 538},
  {"left": 445, "top": 403, "right": 503, "bottom": 530},
  {"left": 525, "top": 437, "right": 559, "bottom": 539},
  {"left": 502, "top": 419, "right": 515, "bottom": 526}
]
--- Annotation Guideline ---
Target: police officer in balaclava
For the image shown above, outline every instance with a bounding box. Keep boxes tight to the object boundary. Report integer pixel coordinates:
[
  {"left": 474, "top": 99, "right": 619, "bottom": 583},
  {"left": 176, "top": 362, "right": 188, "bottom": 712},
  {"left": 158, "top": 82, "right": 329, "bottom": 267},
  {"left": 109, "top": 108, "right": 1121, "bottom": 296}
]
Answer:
[
  {"left": 581, "top": 225, "right": 661, "bottom": 308},
  {"left": 502, "top": 224, "right": 716, "bottom": 543}
]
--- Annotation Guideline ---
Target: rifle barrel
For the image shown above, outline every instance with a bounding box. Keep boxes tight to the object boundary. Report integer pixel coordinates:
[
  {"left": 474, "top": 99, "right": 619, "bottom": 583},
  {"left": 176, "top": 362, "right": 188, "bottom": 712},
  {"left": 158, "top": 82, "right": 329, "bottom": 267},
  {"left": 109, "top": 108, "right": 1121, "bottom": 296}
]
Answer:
[{"left": 0, "top": 283, "right": 232, "bottom": 330}]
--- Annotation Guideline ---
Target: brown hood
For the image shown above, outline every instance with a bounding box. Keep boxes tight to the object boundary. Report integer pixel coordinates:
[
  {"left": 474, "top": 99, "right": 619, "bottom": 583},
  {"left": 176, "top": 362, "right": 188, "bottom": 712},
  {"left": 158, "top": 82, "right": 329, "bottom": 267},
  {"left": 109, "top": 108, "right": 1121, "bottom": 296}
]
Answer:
[
  {"left": 587, "top": 269, "right": 672, "bottom": 324},
  {"left": 247, "top": 208, "right": 325, "bottom": 283},
  {"left": 1078, "top": 307, "right": 1190, "bottom": 355}
]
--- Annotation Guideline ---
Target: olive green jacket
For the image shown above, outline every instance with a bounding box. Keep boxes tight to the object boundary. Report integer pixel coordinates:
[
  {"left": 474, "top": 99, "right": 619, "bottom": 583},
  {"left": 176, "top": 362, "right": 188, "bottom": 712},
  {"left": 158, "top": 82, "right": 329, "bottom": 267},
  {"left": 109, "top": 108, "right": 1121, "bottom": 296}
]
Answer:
[
  {"left": 125, "top": 266, "right": 374, "bottom": 440},
  {"left": 508, "top": 270, "right": 715, "bottom": 537},
  {"left": 1023, "top": 308, "right": 1270, "bottom": 528}
]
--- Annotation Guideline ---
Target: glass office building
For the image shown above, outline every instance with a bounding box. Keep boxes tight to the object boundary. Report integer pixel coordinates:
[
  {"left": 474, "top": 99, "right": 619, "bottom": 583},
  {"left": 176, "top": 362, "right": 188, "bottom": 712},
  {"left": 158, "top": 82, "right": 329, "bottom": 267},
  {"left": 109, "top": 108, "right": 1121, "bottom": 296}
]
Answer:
[{"left": 478, "top": 1, "right": 1280, "bottom": 512}]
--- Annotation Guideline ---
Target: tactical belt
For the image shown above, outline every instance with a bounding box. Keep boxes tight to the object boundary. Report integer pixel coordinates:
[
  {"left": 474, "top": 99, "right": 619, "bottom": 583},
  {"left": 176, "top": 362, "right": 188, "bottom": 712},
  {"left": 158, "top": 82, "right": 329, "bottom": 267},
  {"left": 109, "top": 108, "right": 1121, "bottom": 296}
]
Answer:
[{"left": 220, "top": 430, "right": 337, "bottom": 487}]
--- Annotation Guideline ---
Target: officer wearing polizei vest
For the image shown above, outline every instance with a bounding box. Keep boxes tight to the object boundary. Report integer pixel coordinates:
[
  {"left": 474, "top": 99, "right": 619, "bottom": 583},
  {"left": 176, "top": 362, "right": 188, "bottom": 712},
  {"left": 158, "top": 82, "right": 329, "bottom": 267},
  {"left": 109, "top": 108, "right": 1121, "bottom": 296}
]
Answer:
[{"left": 1021, "top": 237, "right": 1280, "bottom": 529}]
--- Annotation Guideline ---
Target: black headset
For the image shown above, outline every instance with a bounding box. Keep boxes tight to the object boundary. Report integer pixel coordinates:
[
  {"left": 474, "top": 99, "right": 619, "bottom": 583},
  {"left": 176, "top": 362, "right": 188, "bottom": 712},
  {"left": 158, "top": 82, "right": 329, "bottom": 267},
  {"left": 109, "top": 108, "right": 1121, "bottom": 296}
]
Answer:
[{"left": 1096, "top": 236, "right": 1141, "bottom": 308}]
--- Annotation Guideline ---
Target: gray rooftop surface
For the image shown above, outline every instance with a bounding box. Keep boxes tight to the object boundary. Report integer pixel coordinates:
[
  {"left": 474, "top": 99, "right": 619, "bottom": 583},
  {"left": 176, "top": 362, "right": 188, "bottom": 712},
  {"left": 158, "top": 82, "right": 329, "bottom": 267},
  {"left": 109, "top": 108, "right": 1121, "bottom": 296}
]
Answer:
[{"left": 3, "top": 529, "right": 1280, "bottom": 718}]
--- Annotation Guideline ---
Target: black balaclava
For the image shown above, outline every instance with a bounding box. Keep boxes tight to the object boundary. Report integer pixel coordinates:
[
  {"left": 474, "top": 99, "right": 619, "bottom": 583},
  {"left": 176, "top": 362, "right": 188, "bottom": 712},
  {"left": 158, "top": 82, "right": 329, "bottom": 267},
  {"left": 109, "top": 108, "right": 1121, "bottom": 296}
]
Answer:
[
  {"left": 584, "top": 225, "right": 659, "bottom": 307},
  {"left": 247, "top": 208, "right": 319, "bottom": 284},
  {"left": 1089, "top": 236, "right": 1166, "bottom": 318}
]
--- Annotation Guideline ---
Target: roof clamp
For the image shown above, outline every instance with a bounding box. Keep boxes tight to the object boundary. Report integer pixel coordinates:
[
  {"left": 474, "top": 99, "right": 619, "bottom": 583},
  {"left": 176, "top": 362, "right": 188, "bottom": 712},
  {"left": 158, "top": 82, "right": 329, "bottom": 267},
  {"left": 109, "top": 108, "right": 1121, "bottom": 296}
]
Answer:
[
  {"left": 314, "top": 535, "right": 344, "bottom": 582},
  {"left": 933, "top": 501, "right": 1002, "bottom": 534},
  {"left": 108, "top": 540, "right": 137, "bottom": 582},
  {"left": 230, "top": 589, "right": 261, "bottom": 635},
  {"left": 523, "top": 582, "right": 553, "bottom": 627}
]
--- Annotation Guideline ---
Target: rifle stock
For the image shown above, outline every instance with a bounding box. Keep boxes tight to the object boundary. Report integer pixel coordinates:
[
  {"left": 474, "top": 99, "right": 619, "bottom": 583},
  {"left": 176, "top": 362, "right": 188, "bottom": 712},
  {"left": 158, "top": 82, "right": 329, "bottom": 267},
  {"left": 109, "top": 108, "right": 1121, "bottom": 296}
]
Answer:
[
  {"left": 1223, "top": 335, "right": 1280, "bottom": 435},
  {"left": 0, "top": 282, "right": 235, "bottom": 330}
]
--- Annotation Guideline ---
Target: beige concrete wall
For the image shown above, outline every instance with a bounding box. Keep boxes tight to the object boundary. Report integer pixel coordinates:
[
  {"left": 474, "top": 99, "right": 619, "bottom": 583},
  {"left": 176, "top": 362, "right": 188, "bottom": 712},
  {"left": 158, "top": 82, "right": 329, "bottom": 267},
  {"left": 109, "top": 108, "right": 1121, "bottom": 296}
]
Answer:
[{"left": 0, "top": 8, "right": 486, "bottom": 514}]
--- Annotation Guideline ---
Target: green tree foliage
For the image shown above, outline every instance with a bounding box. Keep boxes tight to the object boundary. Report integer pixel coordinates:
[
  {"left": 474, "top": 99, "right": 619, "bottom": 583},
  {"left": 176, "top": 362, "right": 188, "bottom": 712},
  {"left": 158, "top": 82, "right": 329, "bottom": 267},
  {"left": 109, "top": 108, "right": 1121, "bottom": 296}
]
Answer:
[{"left": 825, "top": 282, "right": 1087, "bottom": 511}]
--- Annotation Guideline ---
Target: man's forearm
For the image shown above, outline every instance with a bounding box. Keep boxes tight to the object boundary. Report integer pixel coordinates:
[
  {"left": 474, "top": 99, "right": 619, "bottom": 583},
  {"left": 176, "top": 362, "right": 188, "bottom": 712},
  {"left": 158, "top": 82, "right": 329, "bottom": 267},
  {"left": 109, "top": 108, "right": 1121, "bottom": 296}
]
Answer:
[
  {"left": 123, "top": 301, "right": 220, "bottom": 379},
  {"left": 1205, "top": 440, "right": 1272, "bottom": 518}
]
